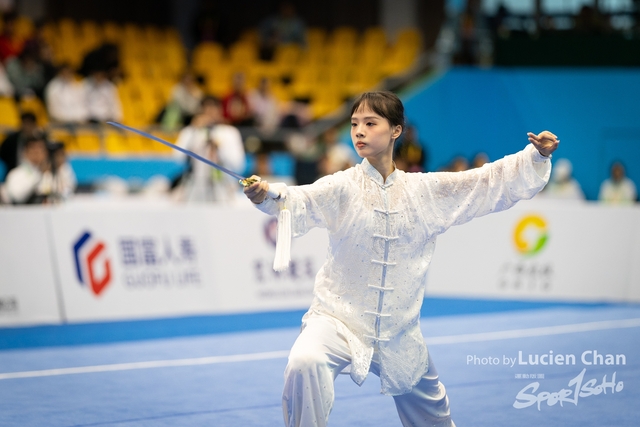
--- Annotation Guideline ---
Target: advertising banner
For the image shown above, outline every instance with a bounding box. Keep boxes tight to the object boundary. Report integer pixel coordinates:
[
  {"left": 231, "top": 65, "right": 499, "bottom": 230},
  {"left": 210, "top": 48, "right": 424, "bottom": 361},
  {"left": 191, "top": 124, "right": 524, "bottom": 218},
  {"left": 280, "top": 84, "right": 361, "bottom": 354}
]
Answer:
[
  {"left": 49, "top": 204, "right": 327, "bottom": 322},
  {"left": 2, "top": 200, "right": 638, "bottom": 326},
  {"left": 50, "top": 206, "right": 220, "bottom": 322},
  {"left": 426, "top": 201, "right": 639, "bottom": 302},
  {"left": 0, "top": 209, "right": 61, "bottom": 326},
  {"left": 207, "top": 207, "right": 327, "bottom": 313},
  {"left": 626, "top": 217, "right": 640, "bottom": 302}
]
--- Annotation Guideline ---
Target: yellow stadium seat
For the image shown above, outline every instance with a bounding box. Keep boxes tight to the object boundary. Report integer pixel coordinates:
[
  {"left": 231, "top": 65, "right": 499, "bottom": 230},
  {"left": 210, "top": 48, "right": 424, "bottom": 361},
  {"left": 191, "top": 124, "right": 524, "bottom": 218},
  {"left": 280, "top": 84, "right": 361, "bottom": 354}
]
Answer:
[
  {"left": 273, "top": 44, "right": 302, "bottom": 76},
  {"left": 396, "top": 28, "right": 422, "bottom": 49},
  {"left": 229, "top": 41, "right": 257, "bottom": 67},
  {"left": 346, "top": 65, "right": 382, "bottom": 96},
  {"left": 102, "top": 22, "right": 121, "bottom": 43},
  {"left": 14, "top": 15, "right": 34, "bottom": 42},
  {"left": 0, "top": 97, "right": 20, "bottom": 128},
  {"left": 363, "top": 27, "right": 387, "bottom": 48},
  {"left": 239, "top": 28, "right": 259, "bottom": 46},
  {"left": 104, "top": 130, "right": 147, "bottom": 155},
  {"left": 58, "top": 19, "right": 78, "bottom": 40},
  {"left": 269, "top": 80, "right": 292, "bottom": 103},
  {"left": 124, "top": 133, "right": 147, "bottom": 153},
  {"left": 329, "top": 26, "right": 358, "bottom": 47},
  {"left": 310, "top": 86, "right": 343, "bottom": 118},
  {"left": 104, "top": 130, "right": 130, "bottom": 155},
  {"left": 305, "top": 28, "right": 326, "bottom": 49},
  {"left": 74, "top": 130, "right": 101, "bottom": 153},
  {"left": 122, "top": 23, "right": 144, "bottom": 42},
  {"left": 144, "top": 26, "right": 164, "bottom": 44},
  {"left": 19, "top": 97, "right": 49, "bottom": 126},
  {"left": 204, "top": 66, "right": 233, "bottom": 97},
  {"left": 48, "top": 128, "right": 77, "bottom": 150},
  {"left": 41, "top": 22, "right": 58, "bottom": 44},
  {"left": 118, "top": 82, "right": 154, "bottom": 127},
  {"left": 145, "top": 130, "right": 176, "bottom": 154},
  {"left": 192, "top": 42, "right": 225, "bottom": 74}
]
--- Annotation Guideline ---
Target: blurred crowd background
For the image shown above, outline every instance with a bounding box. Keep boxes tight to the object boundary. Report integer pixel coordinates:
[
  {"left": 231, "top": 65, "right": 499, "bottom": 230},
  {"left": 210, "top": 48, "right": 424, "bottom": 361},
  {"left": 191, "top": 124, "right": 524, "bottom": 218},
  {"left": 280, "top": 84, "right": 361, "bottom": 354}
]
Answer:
[{"left": 0, "top": 0, "right": 637, "bottom": 205}]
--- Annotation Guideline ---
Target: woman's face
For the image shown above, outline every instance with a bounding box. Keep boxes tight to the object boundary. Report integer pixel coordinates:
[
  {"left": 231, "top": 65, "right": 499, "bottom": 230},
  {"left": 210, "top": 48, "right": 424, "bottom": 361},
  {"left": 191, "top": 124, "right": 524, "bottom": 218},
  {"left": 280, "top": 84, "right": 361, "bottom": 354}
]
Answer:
[{"left": 350, "top": 106, "right": 400, "bottom": 160}]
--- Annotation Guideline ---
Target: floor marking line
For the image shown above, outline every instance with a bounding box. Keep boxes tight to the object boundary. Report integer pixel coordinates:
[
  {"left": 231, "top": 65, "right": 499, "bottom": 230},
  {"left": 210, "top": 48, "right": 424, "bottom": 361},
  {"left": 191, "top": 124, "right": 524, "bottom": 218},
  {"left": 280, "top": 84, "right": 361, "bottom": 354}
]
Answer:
[
  {"left": 2, "top": 318, "right": 639, "bottom": 380},
  {"left": 427, "top": 317, "right": 640, "bottom": 345},
  {"left": 0, "top": 350, "right": 290, "bottom": 380}
]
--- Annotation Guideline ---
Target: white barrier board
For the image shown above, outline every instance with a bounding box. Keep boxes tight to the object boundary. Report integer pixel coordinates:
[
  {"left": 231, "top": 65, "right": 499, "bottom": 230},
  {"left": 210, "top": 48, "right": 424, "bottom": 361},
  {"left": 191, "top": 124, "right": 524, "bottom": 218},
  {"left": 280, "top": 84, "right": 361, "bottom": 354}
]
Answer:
[
  {"left": 0, "top": 208, "right": 61, "bottom": 326},
  {"left": 426, "top": 200, "right": 639, "bottom": 302},
  {"left": 50, "top": 206, "right": 220, "bottom": 322},
  {"left": 49, "top": 203, "right": 326, "bottom": 322},
  {"left": 207, "top": 207, "right": 327, "bottom": 313},
  {"left": 1, "top": 200, "right": 638, "bottom": 327}
]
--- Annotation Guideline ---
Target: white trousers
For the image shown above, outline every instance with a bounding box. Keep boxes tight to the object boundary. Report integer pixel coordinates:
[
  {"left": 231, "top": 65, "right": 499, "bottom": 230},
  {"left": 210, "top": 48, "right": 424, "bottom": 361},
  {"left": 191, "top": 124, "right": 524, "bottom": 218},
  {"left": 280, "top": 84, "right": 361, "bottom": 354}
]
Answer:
[{"left": 282, "top": 315, "right": 455, "bottom": 427}]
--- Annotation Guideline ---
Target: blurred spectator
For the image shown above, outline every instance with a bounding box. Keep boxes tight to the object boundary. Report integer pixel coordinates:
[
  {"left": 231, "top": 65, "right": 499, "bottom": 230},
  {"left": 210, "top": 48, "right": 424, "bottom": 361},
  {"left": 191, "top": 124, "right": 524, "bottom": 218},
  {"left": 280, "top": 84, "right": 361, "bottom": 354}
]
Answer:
[
  {"left": 79, "top": 43, "right": 121, "bottom": 81},
  {"left": 538, "top": 158, "right": 585, "bottom": 200},
  {"left": 42, "top": 142, "right": 76, "bottom": 201},
  {"left": 0, "top": 112, "right": 41, "bottom": 178},
  {"left": 318, "top": 127, "right": 355, "bottom": 176},
  {"left": 289, "top": 132, "right": 321, "bottom": 185},
  {"left": 161, "top": 71, "right": 204, "bottom": 130},
  {"left": 252, "top": 151, "right": 295, "bottom": 185},
  {"left": 575, "top": 5, "right": 610, "bottom": 34},
  {"left": 83, "top": 70, "right": 123, "bottom": 123},
  {"left": 394, "top": 125, "right": 427, "bottom": 172},
  {"left": 192, "top": 0, "right": 230, "bottom": 46},
  {"left": 488, "top": 4, "right": 510, "bottom": 39},
  {"left": 0, "top": 12, "right": 22, "bottom": 62},
  {"left": 22, "top": 20, "right": 57, "bottom": 84},
  {"left": 454, "top": 0, "right": 482, "bottom": 65},
  {"left": 0, "top": 61, "right": 14, "bottom": 96},
  {"left": 222, "top": 72, "right": 253, "bottom": 126},
  {"left": 280, "top": 98, "right": 312, "bottom": 129},
  {"left": 5, "top": 46, "right": 46, "bottom": 99},
  {"left": 599, "top": 161, "right": 637, "bottom": 204},
  {"left": 448, "top": 155, "right": 469, "bottom": 172},
  {"left": 281, "top": 101, "right": 318, "bottom": 185},
  {"left": 173, "top": 96, "right": 246, "bottom": 203},
  {"left": 248, "top": 77, "right": 280, "bottom": 134},
  {"left": 45, "top": 63, "right": 88, "bottom": 124},
  {"left": 4, "top": 135, "right": 50, "bottom": 204},
  {"left": 471, "top": 152, "right": 489, "bottom": 169},
  {"left": 259, "top": 1, "right": 306, "bottom": 61}
]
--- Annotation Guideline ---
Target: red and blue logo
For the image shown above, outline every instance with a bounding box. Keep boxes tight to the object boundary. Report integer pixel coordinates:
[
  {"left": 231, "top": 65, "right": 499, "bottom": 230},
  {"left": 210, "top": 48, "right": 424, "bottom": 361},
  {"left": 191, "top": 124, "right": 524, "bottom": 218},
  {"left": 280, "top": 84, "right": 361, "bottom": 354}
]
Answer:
[{"left": 73, "top": 231, "right": 112, "bottom": 296}]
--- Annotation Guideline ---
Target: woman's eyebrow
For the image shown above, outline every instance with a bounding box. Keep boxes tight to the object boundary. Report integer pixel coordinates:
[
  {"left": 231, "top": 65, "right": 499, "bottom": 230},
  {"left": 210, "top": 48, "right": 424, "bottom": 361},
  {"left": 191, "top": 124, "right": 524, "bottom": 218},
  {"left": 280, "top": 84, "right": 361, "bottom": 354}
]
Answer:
[{"left": 352, "top": 116, "right": 380, "bottom": 121}]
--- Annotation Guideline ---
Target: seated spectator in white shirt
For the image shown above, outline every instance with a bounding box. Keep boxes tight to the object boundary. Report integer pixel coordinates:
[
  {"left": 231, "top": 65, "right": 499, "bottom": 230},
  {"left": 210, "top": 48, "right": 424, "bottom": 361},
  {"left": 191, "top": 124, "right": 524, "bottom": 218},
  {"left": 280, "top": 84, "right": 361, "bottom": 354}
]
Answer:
[
  {"left": 0, "top": 61, "right": 14, "bottom": 97},
  {"left": 167, "top": 71, "right": 203, "bottom": 126},
  {"left": 248, "top": 77, "right": 281, "bottom": 134},
  {"left": 45, "top": 63, "right": 88, "bottom": 124},
  {"left": 537, "top": 158, "right": 585, "bottom": 201},
  {"left": 4, "top": 136, "right": 50, "bottom": 204},
  {"left": 42, "top": 142, "right": 76, "bottom": 201},
  {"left": 599, "top": 161, "right": 637, "bottom": 204},
  {"left": 173, "top": 96, "right": 246, "bottom": 203},
  {"left": 83, "top": 70, "right": 122, "bottom": 123}
]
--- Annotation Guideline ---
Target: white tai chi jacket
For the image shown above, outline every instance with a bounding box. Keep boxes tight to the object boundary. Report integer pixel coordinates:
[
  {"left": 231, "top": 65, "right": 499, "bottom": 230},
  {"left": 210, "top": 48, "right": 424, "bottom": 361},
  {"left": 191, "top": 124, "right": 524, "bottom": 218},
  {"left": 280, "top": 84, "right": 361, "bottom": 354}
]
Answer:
[{"left": 256, "top": 144, "right": 551, "bottom": 395}]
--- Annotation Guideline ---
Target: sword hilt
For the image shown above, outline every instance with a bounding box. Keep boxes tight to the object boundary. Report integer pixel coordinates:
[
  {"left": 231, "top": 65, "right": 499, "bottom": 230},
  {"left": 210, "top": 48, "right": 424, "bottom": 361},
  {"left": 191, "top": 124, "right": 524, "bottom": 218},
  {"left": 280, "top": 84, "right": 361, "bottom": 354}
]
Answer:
[{"left": 240, "top": 177, "right": 282, "bottom": 200}]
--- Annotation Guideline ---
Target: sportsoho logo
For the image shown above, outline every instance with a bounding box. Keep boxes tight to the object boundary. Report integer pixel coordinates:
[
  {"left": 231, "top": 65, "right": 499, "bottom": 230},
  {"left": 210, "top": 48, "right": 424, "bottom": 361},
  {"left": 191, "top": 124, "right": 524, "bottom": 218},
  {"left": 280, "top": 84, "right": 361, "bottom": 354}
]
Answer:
[{"left": 73, "top": 231, "right": 112, "bottom": 296}]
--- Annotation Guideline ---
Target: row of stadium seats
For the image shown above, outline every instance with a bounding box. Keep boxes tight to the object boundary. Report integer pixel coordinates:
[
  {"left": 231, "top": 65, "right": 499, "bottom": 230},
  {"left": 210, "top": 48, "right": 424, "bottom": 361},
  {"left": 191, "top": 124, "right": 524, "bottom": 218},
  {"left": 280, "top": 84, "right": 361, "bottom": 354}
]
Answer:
[{"left": 1, "top": 17, "right": 422, "bottom": 155}]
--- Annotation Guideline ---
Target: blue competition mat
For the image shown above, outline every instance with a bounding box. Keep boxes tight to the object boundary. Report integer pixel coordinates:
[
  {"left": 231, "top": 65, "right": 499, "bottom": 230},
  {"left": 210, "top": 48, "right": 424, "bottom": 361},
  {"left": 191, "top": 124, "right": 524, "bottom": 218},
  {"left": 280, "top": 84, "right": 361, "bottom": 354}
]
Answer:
[{"left": 0, "top": 304, "right": 638, "bottom": 426}]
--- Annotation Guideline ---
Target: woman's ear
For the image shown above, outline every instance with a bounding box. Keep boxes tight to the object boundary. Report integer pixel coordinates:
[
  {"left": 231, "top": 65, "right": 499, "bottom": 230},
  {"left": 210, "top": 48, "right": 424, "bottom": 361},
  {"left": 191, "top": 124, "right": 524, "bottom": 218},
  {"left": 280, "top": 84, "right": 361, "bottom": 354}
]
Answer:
[{"left": 392, "top": 125, "right": 402, "bottom": 140}]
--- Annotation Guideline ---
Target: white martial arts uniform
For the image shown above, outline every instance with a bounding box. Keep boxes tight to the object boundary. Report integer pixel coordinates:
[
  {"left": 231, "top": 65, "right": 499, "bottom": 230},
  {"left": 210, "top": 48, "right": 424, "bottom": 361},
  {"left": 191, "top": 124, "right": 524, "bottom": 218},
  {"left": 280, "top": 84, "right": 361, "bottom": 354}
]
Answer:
[{"left": 255, "top": 144, "right": 551, "bottom": 427}]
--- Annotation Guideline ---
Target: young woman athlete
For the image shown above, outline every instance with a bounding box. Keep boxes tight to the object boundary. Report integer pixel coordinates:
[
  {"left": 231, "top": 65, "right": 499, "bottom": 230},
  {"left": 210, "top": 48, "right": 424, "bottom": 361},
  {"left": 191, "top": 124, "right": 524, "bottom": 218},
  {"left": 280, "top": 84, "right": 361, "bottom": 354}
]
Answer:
[{"left": 244, "top": 91, "right": 559, "bottom": 427}]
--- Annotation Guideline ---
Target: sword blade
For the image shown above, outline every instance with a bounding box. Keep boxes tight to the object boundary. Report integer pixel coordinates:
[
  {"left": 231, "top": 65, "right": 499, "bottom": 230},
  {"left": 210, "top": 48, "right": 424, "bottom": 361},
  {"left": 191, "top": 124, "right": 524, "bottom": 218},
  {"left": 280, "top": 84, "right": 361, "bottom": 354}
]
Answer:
[{"left": 106, "top": 121, "right": 247, "bottom": 181}]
